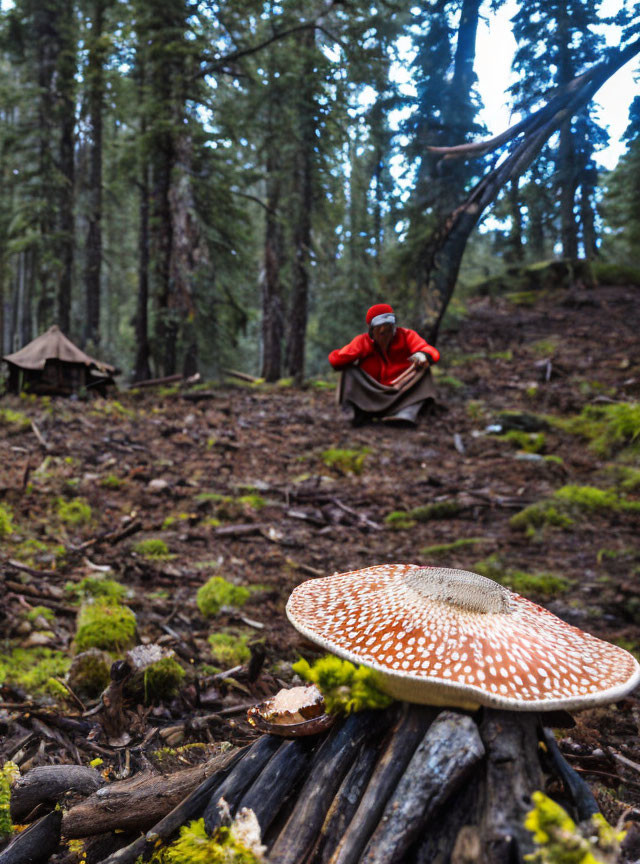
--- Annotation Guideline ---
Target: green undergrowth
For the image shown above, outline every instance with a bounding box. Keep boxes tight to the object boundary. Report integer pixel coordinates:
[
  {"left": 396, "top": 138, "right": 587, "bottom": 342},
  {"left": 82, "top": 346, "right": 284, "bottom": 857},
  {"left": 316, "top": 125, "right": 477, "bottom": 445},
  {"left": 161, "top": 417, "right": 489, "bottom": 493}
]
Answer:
[
  {"left": 144, "top": 817, "right": 264, "bottom": 864},
  {"left": 143, "top": 657, "right": 185, "bottom": 703},
  {"left": 1, "top": 761, "right": 19, "bottom": 841},
  {"left": 605, "top": 465, "right": 640, "bottom": 492},
  {"left": 197, "top": 577, "right": 250, "bottom": 618},
  {"left": 321, "top": 447, "right": 370, "bottom": 476},
  {"left": 25, "top": 605, "right": 55, "bottom": 623},
  {"left": 74, "top": 602, "right": 137, "bottom": 652},
  {"left": 0, "top": 648, "right": 72, "bottom": 698},
  {"left": 0, "top": 504, "right": 14, "bottom": 538},
  {"left": 293, "top": 655, "right": 393, "bottom": 715},
  {"left": 0, "top": 407, "right": 31, "bottom": 431},
  {"left": 65, "top": 576, "right": 127, "bottom": 604},
  {"left": 101, "top": 474, "right": 126, "bottom": 489},
  {"left": 592, "top": 259, "right": 640, "bottom": 286},
  {"left": 524, "top": 790, "right": 624, "bottom": 863},
  {"left": 553, "top": 402, "right": 640, "bottom": 461},
  {"left": 510, "top": 484, "right": 640, "bottom": 537},
  {"left": 420, "top": 537, "right": 491, "bottom": 558},
  {"left": 499, "top": 430, "right": 547, "bottom": 453},
  {"left": 57, "top": 497, "right": 92, "bottom": 526},
  {"left": 474, "top": 555, "right": 572, "bottom": 598},
  {"left": 386, "top": 499, "right": 462, "bottom": 530},
  {"left": 208, "top": 632, "right": 252, "bottom": 668},
  {"left": 195, "top": 493, "right": 265, "bottom": 521},
  {"left": 134, "top": 538, "right": 174, "bottom": 560}
]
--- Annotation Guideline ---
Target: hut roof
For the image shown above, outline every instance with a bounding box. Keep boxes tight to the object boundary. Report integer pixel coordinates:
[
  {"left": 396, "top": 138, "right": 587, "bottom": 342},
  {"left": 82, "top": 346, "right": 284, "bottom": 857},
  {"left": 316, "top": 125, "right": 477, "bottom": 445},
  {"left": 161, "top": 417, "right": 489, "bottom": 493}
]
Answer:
[{"left": 3, "top": 325, "right": 115, "bottom": 374}]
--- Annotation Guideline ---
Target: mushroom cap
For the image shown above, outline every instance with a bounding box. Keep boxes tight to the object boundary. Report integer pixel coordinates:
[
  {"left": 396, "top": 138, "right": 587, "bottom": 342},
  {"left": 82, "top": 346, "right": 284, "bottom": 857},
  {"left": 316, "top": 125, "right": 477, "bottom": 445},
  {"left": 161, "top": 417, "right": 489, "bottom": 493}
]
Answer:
[{"left": 286, "top": 564, "right": 640, "bottom": 712}]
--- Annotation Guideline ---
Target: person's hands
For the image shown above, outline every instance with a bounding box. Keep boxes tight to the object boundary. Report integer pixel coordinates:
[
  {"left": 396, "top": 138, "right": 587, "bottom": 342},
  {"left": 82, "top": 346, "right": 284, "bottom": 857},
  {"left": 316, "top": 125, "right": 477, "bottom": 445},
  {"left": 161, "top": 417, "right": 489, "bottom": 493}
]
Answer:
[{"left": 408, "top": 351, "right": 428, "bottom": 368}]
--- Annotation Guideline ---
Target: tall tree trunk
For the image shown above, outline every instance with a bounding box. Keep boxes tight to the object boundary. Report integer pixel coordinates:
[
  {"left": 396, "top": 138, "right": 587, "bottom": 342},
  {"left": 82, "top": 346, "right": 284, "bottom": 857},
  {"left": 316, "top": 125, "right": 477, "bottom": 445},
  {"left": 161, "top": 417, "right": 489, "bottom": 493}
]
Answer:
[
  {"left": 57, "top": 0, "right": 76, "bottom": 334},
  {"left": 260, "top": 92, "right": 284, "bottom": 383},
  {"left": 285, "top": 30, "right": 314, "bottom": 384},
  {"left": 133, "top": 48, "right": 151, "bottom": 381},
  {"left": 84, "top": 0, "right": 106, "bottom": 347},
  {"left": 451, "top": 0, "right": 481, "bottom": 98},
  {"left": 558, "top": 120, "right": 578, "bottom": 258},
  {"left": 35, "top": 1, "right": 58, "bottom": 329},
  {"left": 134, "top": 162, "right": 152, "bottom": 381},
  {"left": 580, "top": 174, "right": 598, "bottom": 258},
  {"left": 506, "top": 179, "right": 524, "bottom": 263},
  {"left": 169, "top": 133, "right": 206, "bottom": 378}
]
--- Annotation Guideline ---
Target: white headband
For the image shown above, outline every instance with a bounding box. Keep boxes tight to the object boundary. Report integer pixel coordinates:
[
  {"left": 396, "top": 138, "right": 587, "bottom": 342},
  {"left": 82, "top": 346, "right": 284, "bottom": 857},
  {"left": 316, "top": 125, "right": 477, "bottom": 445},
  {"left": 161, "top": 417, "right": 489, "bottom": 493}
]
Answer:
[{"left": 369, "top": 313, "right": 396, "bottom": 328}]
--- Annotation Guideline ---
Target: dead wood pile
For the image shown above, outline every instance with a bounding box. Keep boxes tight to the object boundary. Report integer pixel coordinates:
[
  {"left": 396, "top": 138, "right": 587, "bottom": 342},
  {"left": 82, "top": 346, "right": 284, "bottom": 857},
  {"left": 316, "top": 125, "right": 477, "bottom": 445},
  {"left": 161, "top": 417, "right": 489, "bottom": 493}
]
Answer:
[{"left": 1, "top": 701, "right": 608, "bottom": 864}]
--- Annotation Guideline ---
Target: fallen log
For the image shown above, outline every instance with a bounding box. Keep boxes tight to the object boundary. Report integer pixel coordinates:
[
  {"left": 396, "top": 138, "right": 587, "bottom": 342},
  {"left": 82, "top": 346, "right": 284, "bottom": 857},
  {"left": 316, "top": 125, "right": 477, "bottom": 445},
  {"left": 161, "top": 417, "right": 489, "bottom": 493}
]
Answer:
[
  {"left": 0, "top": 810, "right": 62, "bottom": 864},
  {"left": 62, "top": 748, "right": 239, "bottom": 837},
  {"left": 11, "top": 764, "right": 105, "bottom": 823},
  {"left": 94, "top": 746, "right": 247, "bottom": 864}
]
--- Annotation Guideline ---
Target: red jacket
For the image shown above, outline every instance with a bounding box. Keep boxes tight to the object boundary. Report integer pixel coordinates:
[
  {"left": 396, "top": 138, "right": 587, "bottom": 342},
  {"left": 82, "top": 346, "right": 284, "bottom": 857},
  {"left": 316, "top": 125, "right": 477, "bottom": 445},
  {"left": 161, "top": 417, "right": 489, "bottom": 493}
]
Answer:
[{"left": 328, "top": 327, "right": 439, "bottom": 387}]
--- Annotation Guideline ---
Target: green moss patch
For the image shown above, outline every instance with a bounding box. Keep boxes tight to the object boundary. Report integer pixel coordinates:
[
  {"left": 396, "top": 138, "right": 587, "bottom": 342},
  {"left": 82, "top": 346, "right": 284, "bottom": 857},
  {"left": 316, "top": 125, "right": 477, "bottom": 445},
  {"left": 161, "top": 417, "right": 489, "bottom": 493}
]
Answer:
[
  {"left": 0, "top": 504, "right": 14, "bottom": 538},
  {"left": 66, "top": 576, "right": 127, "bottom": 604},
  {"left": 0, "top": 761, "right": 19, "bottom": 841},
  {"left": 293, "top": 655, "right": 393, "bottom": 715},
  {"left": 197, "top": 577, "right": 250, "bottom": 618},
  {"left": 0, "top": 648, "right": 72, "bottom": 699},
  {"left": 160, "top": 817, "right": 263, "bottom": 864},
  {"left": 144, "top": 657, "right": 185, "bottom": 703},
  {"left": 384, "top": 511, "right": 416, "bottom": 531},
  {"left": 420, "top": 537, "right": 490, "bottom": 558},
  {"left": 525, "top": 790, "right": 625, "bottom": 864},
  {"left": 68, "top": 649, "right": 112, "bottom": 698},
  {"left": 321, "top": 447, "right": 370, "bottom": 476},
  {"left": 553, "top": 402, "right": 640, "bottom": 460},
  {"left": 0, "top": 407, "right": 31, "bottom": 431},
  {"left": 75, "top": 603, "right": 136, "bottom": 653},
  {"left": 134, "top": 538, "right": 173, "bottom": 560},
  {"left": 499, "top": 430, "right": 546, "bottom": 453},
  {"left": 57, "top": 497, "right": 92, "bottom": 526},
  {"left": 208, "top": 632, "right": 252, "bottom": 668},
  {"left": 474, "top": 555, "right": 572, "bottom": 598}
]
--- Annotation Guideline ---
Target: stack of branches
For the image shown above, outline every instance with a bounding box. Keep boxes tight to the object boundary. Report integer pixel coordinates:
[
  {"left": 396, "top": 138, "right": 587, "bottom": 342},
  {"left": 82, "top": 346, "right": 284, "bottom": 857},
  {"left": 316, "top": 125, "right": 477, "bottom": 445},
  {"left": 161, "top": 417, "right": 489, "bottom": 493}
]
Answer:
[{"left": 1, "top": 702, "right": 608, "bottom": 864}]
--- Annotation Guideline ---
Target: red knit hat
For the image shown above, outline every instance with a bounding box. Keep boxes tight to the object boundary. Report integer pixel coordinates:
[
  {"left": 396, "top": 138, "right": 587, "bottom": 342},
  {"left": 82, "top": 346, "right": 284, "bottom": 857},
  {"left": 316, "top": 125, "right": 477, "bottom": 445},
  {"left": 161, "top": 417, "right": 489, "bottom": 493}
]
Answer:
[{"left": 366, "top": 303, "right": 395, "bottom": 325}]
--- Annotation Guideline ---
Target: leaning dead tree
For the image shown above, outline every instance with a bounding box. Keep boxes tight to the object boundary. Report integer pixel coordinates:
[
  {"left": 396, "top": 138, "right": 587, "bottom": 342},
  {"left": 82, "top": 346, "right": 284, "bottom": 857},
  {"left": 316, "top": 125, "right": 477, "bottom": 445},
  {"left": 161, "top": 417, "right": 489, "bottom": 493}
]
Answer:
[{"left": 421, "top": 37, "right": 640, "bottom": 344}]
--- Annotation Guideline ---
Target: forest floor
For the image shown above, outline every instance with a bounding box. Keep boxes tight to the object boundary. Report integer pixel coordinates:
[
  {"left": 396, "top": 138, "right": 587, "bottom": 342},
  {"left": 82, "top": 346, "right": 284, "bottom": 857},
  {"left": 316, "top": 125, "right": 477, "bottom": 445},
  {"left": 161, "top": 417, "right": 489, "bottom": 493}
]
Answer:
[{"left": 2, "top": 278, "right": 640, "bottom": 846}]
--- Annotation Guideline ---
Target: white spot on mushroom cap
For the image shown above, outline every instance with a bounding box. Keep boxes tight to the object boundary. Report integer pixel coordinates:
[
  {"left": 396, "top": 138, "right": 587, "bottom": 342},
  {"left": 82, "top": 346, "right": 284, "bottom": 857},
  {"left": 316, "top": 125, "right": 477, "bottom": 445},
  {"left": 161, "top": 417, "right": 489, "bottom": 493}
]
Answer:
[{"left": 286, "top": 564, "right": 640, "bottom": 711}]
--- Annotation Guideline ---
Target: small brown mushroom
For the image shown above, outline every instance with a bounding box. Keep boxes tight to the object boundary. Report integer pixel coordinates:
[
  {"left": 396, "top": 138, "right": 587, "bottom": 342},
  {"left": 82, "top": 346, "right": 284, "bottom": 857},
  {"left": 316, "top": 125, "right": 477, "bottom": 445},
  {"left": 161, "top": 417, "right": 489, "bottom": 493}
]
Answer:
[
  {"left": 286, "top": 565, "right": 640, "bottom": 712},
  {"left": 247, "top": 684, "right": 335, "bottom": 736}
]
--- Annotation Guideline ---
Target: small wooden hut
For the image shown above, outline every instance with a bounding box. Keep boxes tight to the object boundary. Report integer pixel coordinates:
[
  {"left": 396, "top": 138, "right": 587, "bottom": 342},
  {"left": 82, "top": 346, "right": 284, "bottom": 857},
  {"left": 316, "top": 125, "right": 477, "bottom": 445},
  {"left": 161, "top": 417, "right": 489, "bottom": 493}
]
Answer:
[{"left": 2, "top": 325, "right": 117, "bottom": 396}]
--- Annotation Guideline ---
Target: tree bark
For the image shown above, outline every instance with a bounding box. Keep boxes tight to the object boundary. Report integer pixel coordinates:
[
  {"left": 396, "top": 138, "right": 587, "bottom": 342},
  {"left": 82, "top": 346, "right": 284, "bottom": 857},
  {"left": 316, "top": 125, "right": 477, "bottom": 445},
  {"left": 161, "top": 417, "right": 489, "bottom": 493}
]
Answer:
[
  {"left": 285, "top": 30, "right": 314, "bottom": 385},
  {"left": 84, "top": 0, "right": 106, "bottom": 348},
  {"left": 62, "top": 749, "right": 238, "bottom": 837},
  {"left": 57, "top": 0, "right": 76, "bottom": 335},
  {"left": 133, "top": 49, "right": 151, "bottom": 382},
  {"left": 260, "top": 121, "right": 284, "bottom": 382}
]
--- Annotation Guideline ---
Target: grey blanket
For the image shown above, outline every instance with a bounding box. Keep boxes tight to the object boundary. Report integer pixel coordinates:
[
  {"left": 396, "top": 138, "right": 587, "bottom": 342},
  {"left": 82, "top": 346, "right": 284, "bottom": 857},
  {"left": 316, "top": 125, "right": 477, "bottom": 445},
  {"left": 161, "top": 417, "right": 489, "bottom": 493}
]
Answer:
[{"left": 336, "top": 365, "right": 438, "bottom": 423}]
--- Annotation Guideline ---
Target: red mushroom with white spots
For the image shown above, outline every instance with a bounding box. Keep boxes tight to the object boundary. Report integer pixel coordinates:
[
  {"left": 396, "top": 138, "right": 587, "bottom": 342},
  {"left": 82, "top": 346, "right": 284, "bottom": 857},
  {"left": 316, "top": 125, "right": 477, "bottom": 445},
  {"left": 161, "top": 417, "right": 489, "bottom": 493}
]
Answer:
[{"left": 286, "top": 565, "right": 640, "bottom": 711}]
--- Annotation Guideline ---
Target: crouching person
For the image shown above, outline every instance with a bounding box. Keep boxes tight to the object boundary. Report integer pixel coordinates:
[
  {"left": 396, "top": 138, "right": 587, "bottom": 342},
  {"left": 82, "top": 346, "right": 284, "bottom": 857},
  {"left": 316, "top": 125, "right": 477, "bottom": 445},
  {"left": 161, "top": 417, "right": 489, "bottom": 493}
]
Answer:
[{"left": 328, "top": 303, "right": 440, "bottom": 426}]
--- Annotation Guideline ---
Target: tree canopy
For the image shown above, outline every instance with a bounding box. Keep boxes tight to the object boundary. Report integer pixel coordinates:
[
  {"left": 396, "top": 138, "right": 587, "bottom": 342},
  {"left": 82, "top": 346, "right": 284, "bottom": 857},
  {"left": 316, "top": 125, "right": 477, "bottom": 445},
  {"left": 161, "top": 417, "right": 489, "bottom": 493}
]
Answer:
[{"left": 0, "top": 0, "right": 638, "bottom": 382}]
